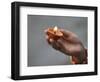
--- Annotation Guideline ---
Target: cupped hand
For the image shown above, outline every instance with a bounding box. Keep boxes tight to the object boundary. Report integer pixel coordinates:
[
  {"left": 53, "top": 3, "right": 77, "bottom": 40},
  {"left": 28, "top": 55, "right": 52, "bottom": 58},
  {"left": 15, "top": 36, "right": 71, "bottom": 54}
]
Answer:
[{"left": 45, "top": 29, "right": 87, "bottom": 64}]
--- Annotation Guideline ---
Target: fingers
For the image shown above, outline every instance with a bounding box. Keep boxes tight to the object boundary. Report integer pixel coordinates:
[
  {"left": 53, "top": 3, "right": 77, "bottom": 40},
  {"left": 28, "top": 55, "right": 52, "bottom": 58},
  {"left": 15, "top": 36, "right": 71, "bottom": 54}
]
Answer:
[
  {"left": 45, "top": 29, "right": 52, "bottom": 44},
  {"left": 45, "top": 28, "right": 67, "bottom": 51},
  {"left": 50, "top": 40, "right": 60, "bottom": 50},
  {"left": 60, "top": 29, "right": 73, "bottom": 38},
  {"left": 57, "top": 39, "right": 70, "bottom": 55},
  {"left": 44, "top": 28, "right": 70, "bottom": 52},
  {"left": 45, "top": 34, "right": 69, "bottom": 55},
  {"left": 56, "top": 39, "right": 65, "bottom": 49},
  {"left": 49, "top": 38, "right": 61, "bottom": 50},
  {"left": 45, "top": 34, "right": 61, "bottom": 50}
]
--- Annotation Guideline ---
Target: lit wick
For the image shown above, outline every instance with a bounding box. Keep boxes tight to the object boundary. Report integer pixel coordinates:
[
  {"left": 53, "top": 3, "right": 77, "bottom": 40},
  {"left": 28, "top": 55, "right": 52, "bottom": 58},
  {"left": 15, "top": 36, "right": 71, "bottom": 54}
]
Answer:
[{"left": 54, "top": 26, "right": 58, "bottom": 34}]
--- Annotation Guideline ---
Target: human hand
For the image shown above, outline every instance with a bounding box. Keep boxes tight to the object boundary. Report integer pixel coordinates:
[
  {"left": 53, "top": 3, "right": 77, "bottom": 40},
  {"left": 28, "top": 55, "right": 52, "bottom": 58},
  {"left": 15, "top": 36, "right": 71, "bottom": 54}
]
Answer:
[{"left": 45, "top": 29, "right": 87, "bottom": 64}]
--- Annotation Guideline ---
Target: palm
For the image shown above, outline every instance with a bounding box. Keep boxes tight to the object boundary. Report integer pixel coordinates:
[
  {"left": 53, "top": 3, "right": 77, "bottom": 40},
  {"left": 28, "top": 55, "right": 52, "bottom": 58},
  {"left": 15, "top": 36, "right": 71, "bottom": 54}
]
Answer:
[
  {"left": 46, "top": 29, "right": 85, "bottom": 56},
  {"left": 58, "top": 37, "right": 83, "bottom": 56}
]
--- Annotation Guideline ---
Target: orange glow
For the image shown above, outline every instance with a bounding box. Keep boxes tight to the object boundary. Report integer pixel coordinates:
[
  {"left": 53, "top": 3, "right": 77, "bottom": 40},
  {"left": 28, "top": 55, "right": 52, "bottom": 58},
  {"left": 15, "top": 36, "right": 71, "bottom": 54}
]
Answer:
[{"left": 54, "top": 26, "right": 58, "bottom": 32}]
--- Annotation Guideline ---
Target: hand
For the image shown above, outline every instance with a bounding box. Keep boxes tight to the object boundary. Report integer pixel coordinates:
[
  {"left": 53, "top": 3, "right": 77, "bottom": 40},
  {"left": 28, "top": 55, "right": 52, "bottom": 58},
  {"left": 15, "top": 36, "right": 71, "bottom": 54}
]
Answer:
[{"left": 45, "top": 29, "right": 87, "bottom": 64}]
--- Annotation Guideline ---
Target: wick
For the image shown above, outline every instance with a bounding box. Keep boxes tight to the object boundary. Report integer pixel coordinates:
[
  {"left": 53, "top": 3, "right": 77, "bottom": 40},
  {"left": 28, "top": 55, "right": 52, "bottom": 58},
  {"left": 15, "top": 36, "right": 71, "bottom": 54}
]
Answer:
[{"left": 54, "top": 26, "right": 58, "bottom": 34}]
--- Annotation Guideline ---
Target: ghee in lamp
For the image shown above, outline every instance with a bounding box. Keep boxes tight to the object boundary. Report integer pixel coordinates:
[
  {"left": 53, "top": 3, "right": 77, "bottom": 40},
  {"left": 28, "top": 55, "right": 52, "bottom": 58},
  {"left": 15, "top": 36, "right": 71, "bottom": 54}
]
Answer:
[{"left": 47, "top": 26, "right": 63, "bottom": 40}]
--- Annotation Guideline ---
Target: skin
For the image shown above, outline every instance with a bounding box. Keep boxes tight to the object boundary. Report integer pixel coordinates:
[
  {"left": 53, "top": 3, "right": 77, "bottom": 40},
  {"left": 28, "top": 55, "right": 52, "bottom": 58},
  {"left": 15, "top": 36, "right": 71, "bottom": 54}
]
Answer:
[{"left": 45, "top": 29, "right": 87, "bottom": 64}]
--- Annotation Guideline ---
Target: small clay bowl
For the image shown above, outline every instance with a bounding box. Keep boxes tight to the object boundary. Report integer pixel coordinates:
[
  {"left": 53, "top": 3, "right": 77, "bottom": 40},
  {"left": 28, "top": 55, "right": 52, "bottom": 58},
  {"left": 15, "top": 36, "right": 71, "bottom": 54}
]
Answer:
[{"left": 46, "top": 28, "right": 63, "bottom": 40}]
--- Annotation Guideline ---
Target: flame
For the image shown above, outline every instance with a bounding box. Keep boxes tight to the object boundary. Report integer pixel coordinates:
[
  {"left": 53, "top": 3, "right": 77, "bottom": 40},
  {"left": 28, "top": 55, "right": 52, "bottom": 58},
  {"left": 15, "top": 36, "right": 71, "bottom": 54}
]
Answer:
[{"left": 54, "top": 26, "right": 58, "bottom": 32}]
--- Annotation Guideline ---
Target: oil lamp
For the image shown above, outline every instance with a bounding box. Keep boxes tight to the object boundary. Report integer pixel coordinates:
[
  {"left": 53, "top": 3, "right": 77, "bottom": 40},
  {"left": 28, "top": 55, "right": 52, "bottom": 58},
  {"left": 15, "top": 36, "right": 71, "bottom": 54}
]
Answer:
[{"left": 46, "top": 26, "right": 63, "bottom": 40}]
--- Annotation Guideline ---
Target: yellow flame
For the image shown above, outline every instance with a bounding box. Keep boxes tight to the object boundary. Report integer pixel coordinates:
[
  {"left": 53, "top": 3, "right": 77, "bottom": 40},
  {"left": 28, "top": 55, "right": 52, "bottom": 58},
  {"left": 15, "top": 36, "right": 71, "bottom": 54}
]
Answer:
[{"left": 54, "top": 26, "right": 58, "bottom": 32}]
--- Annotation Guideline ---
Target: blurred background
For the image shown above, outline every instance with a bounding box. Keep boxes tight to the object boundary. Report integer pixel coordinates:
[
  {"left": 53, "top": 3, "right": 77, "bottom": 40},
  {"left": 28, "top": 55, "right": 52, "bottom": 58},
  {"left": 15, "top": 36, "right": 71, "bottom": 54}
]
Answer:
[{"left": 28, "top": 15, "right": 87, "bottom": 66}]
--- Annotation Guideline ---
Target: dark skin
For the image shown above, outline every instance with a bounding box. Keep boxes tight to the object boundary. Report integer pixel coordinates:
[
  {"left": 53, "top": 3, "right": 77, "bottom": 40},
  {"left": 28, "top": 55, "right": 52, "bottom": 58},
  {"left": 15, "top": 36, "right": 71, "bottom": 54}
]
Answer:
[{"left": 45, "top": 29, "right": 87, "bottom": 64}]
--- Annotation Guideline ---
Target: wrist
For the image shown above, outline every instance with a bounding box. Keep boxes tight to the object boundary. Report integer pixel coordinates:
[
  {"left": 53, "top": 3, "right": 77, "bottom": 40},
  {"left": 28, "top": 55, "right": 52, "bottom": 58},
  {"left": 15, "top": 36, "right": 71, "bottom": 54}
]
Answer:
[{"left": 71, "top": 48, "right": 87, "bottom": 64}]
